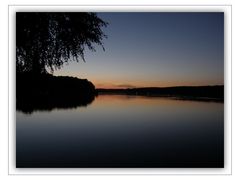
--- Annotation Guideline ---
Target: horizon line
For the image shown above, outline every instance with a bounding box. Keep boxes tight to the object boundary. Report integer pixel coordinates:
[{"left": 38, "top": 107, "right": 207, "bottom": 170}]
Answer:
[{"left": 96, "top": 84, "right": 224, "bottom": 90}]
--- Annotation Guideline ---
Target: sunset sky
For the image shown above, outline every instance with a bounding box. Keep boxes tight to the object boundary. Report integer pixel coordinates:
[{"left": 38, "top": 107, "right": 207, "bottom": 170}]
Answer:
[{"left": 54, "top": 12, "right": 224, "bottom": 89}]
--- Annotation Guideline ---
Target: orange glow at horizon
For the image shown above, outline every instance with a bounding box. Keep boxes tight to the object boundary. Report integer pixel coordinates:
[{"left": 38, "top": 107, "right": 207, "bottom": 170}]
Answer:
[
  {"left": 54, "top": 69, "right": 224, "bottom": 89},
  {"left": 91, "top": 79, "right": 224, "bottom": 89}
]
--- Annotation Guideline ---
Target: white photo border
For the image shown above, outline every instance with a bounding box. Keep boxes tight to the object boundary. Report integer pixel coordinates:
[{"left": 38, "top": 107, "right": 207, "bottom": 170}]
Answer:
[{"left": 8, "top": 5, "right": 232, "bottom": 175}]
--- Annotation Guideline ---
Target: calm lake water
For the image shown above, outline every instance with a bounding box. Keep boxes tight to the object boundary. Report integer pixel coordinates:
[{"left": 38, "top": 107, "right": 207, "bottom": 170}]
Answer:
[{"left": 16, "top": 95, "right": 224, "bottom": 168}]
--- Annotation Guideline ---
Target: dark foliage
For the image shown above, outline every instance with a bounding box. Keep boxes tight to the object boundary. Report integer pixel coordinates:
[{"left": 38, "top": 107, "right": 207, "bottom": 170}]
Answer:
[
  {"left": 16, "top": 73, "right": 96, "bottom": 114},
  {"left": 16, "top": 12, "right": 108, "bottom": 74}
]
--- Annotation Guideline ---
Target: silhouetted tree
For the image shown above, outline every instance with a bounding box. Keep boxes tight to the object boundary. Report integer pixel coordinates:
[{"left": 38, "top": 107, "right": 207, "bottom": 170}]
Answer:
[{"left": 16, "top": 12, "right": 107, "bottom": 74}]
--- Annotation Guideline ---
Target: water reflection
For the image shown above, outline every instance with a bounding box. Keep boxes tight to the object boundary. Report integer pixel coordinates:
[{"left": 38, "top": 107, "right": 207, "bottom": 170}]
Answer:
[
  {"left": 16, "top": 93, "right": 95, "bottom": 114},
  {"left": 16, "top": 95, "right": 224, "bottom": 168},
  {"left": 17, "top": 93, "right": 223, "bottom": 114}
]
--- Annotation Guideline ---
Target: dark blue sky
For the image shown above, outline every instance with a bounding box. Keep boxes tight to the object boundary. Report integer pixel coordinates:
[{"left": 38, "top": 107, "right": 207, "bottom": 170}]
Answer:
[{"left": 54, "top": 12, "right": 224, "bottom": 88}]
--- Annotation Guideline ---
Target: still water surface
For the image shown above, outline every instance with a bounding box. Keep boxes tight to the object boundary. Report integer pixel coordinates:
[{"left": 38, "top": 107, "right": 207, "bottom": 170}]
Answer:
[{"left": 16, "top": 95, "right": 224, "bottom": 168}]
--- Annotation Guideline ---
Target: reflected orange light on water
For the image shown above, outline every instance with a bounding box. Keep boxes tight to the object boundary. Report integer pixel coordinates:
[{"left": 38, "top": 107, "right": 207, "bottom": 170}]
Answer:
[{"left": 93, "top": 94, "right": 220, "bottom": 110}]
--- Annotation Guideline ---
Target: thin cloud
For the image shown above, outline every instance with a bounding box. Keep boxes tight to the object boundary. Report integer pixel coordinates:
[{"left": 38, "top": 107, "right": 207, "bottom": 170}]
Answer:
[{"left": 115, "top": 84, "right": 136, "bottom": 88}]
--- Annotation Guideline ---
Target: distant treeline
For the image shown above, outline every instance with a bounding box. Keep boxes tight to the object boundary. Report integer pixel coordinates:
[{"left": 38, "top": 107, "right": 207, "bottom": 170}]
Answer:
[
  {"left": 16, "top": 73, "right": 96, "bottom": 113},
  {"left": 97, "top": 85, "right": 224, "bottom": 101}
]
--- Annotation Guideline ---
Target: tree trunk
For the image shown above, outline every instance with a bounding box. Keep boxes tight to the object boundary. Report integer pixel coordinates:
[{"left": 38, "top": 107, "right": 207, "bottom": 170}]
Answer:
[{"left": 32, "top": 52, "right": 44, "bottom": 76}]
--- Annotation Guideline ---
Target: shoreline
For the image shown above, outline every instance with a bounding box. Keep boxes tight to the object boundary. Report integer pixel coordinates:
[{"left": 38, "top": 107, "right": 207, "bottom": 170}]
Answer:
[{"left": 96, "top": 85, "right": 224, "bottom": 102}]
